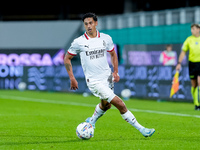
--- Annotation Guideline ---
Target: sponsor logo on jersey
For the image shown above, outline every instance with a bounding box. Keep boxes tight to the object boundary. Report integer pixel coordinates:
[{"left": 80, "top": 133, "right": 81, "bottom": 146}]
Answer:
[{"left": 85, "top": 49, "right": 105, "bottom": 60}]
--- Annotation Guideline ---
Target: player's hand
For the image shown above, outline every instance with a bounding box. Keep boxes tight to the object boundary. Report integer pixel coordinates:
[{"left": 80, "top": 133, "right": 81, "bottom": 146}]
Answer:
[
  {"left": 176, "top": 63, "right": 181, "bottom": 71},
  {"left": 70, "top": 77, "right": 78, "bottom": 90},
  {"left": 113, "top": 72, "right": 120, "bottom": 82}
]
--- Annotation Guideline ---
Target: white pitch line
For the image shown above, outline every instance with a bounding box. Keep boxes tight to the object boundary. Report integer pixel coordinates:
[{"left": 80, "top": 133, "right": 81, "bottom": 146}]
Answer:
[
  {"left": 0, "top": 95, "right": 97, "bottom": 107},
  {"left": 1, "top": 95, "right": 200, "bottom": 119},
  {"left": 128, "top": 108, "right": 200, "bottom": 118}
]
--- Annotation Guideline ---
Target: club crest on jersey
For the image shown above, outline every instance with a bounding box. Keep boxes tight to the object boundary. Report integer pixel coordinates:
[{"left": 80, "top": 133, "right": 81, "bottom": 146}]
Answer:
[{"left": 103, "top": 40, "right": 106, "bottom": 47}]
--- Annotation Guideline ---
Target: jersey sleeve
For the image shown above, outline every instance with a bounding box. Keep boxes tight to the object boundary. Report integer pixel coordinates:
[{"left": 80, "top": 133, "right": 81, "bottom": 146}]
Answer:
[
  {"left": 67, "top": 39, "right": 79, "bottom": 56},
  {"left": 182, "top": 37, "right": 189, "bottom": 52},
  {"left": 106, "top": 35, "right": 114, "bottom": 52}
]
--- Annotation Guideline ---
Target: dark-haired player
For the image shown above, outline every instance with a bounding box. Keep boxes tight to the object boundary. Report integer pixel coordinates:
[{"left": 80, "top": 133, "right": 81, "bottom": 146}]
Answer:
[{"left": 64, "top": 13, "right": 155, "bottom": 137}]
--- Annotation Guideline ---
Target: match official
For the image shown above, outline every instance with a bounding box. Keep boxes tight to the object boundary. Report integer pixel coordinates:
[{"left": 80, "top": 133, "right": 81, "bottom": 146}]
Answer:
[{"left": 176, "top": 24, "right": 200, "bottom": 110}]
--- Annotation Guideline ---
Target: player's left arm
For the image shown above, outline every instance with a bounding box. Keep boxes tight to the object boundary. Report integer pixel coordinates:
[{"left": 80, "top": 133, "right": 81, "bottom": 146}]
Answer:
[{"left": 109, "top": 50, "right": 120, "bottom": 82}]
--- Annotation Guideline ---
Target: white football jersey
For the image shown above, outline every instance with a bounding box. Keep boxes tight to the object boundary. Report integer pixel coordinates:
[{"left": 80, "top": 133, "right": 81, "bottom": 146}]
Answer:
[{"left": 68, "top": 30, "right": 114, "bottom": 83}]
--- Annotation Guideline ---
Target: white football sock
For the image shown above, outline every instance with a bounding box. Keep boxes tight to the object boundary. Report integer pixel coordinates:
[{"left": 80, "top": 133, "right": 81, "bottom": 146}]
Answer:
[
  {"left": 121, "top": 110, "right": 144, "bottom": 132},
  {"left": 90, "top": 104, "right": 106, "bottom": 124}
]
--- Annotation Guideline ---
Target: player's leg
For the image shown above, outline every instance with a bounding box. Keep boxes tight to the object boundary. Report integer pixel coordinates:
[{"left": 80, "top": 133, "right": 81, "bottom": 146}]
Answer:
[
  {"left": 85, "top": 74, "right": 115, "bottom": 127},
  {"left": 189, "top": 62, "right": 200, "bottom": 110},
  {"left": 86, "top": 100, "right": 111, "bottom": 128},
  {"left": 110, "top": 96, "right": 155, "bottom": 137},
  {"left": 196, "top": 62, "right": 200, "bottom": 110},
  {"left": 196, "top": 76, "right": 200, "bottom": 110},
  {"left": 100, "top": 99, "right": 112, "bottom": 111},
  {"left": 190, "top": 79, "right": 199, "bottom": 110},
  {"left": 110, "top": 96, "right": 143, "bottom": 131}
]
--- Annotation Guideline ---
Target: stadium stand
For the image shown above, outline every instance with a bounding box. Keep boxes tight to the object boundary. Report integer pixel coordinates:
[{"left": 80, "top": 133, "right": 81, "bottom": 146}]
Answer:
[{"left": 0, "top": 21, "right": 81, "bottom": 49}]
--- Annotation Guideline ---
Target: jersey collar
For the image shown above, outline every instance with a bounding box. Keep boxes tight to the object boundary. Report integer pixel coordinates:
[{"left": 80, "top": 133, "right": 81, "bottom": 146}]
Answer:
[{"left": 84, "top": 30, "right": 100, "bottom": 40}]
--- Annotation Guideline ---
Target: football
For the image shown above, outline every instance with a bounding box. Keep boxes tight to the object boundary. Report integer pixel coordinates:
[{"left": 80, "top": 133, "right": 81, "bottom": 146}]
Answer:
[
  {"left": 76, "top": 122, "right": 94, "bottom": 140},
  {"left": 121, "top": 89, "right": 131, "bottom": 100}
]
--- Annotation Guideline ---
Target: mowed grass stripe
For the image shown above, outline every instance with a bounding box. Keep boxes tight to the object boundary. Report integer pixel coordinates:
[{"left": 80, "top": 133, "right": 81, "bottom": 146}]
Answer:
[{"left": 1, "top": 95, "right": 200, "bottom": 119}]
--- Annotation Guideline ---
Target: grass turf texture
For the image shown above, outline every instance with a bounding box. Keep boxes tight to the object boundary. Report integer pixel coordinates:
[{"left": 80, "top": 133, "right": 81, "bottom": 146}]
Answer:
[{"left": 0, "top": 90, "right": 199, "bottom": 150}]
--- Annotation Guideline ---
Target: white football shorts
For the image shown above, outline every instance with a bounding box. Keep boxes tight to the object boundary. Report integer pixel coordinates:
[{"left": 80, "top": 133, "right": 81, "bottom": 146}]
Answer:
[{"left": 86, "top": 75, "right": 116, "bottom": 103}]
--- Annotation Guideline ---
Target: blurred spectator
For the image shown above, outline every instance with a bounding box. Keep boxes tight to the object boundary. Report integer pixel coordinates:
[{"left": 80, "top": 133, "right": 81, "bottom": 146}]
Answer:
[{"left": 159, "top": 44, "right": 177, "bottom": 66}]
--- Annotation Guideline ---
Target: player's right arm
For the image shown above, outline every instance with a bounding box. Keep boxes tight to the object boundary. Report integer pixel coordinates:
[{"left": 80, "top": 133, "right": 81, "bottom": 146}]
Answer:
[
  {"left": 176, "top": 37, "right": 189, "bottom": 71},
  {"left": 64, "top": 53, "right": 78, "bottom": 90},
  {"left": 176, "top": 51, "right": 186, "bottom": 71}
]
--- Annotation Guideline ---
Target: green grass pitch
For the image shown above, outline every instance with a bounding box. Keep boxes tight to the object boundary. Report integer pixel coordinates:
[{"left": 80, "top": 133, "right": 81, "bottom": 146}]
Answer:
[{"left": 0, "top": 90, "right": 200, "bottom": 150}]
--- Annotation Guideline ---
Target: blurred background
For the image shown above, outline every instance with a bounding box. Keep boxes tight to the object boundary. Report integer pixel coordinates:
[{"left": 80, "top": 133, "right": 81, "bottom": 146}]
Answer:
[{"left": 0, "top": 1, "right": 200, "bottom": 102}]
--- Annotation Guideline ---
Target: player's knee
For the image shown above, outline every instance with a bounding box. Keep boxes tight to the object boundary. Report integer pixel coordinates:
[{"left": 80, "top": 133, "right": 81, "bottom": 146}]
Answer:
[
  {"left": 117, "top": 102, "right": 127, "bottom": 114},
  {"left": 100, "top": 101, "right": 111, "bottom": 111},
  {"left": 117, "top": 100, "right": 127, "bottom": 114},
  {"left": 110, "top": 97, "right": 127, "bottom": 114},
  {"left": 105, "top": 103, "right": 112, "bottom": 110},
  {"left": 102, "top": 103, "right": 111, "bottom": 111}
]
